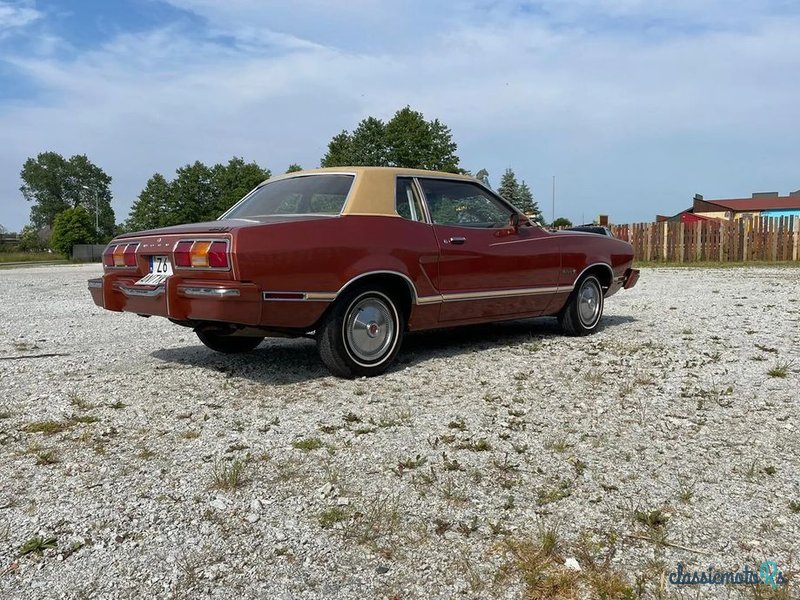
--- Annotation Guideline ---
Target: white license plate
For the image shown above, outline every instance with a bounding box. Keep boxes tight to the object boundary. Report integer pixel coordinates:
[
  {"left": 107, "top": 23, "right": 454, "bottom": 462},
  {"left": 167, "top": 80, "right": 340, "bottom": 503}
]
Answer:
[{"left": 135, "top": 256, "right": 173, "bottom": 286}]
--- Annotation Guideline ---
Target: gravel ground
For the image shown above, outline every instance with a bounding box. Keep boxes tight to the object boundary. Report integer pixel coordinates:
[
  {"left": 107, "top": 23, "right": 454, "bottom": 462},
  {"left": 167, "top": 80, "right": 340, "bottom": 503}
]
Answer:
[{"left": 1, "top": 264, "right": 798, "bottom": 599}]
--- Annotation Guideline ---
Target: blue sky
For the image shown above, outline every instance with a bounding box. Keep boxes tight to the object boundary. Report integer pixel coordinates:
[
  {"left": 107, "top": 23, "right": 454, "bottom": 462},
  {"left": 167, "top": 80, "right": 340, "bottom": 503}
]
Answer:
[{"left": 1, "top": 0, "right": 799, "bottom": 231}]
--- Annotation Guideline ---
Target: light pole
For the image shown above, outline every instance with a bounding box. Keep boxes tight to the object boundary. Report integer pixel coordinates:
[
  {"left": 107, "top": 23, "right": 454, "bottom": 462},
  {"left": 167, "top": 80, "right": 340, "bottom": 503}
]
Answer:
[{"left": 81, "top": 185, "right": 99, "bottom": 234}]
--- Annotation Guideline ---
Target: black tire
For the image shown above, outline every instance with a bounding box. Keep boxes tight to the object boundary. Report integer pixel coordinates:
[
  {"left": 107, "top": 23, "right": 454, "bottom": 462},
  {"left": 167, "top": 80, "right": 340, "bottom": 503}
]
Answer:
[
  {"left": 558, "top": 274, "right": 604, "bottom": 336},
  {"left": 316, "top": 286, "right": 405, "bottom": 378},
  {"left": 196, "top": 331, "right": 264, "bottom": 353}
]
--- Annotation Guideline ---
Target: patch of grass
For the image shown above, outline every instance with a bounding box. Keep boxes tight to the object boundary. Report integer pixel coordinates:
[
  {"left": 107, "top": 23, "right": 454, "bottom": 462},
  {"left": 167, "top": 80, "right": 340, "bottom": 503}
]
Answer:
[
  {"left": 537, "top": 480, "right": 572, "bottom": 506},
  {"left": 544, "top": 438, "right": 570, "bottom": 453},
  {"left": 107, "top": 401, "right": 127, "bottom": 410},
  {"left": 634, "top": 508, "right": 669, "bottom": 531},
  {"left": 35, "top": 450, "right": 59, "bottom": 465},
  {"left": 342, "top": 411, "right": 362, "bottom": 423},
  {"left": 767, "top": 362, "right": 791, "bottom": 378},
  {"left": 441, "top": 453, "right": 464, "bottom": 472},
  {"left": 677, "top": 477, "right": 694, "bottom": 503},
  {"left": 0, "top": 410, "right": 11, "bottom": 419},
  {"left": 394, "top": 454, "right": 427, "bottom": 475},
  {"left": 211, "top": 458, "right": 247, "bottom": 490},
  {"left": 137, "top": 447, "right": 156, "bottom": 460},
  {"left": 21, "top": 420, "right": 71, "bottom": 435},
  {"left": 789, "top": 500, "right": 800, "bottom": 514},
  {"left": 181, "top": 430, "right": 200, "bottom": 440},
  {"left": 458, "top": 438, "right": 491, "bottom": 452},
  {"left": 292, "top": 437, "right": 323, "bottom": 451},
  {"left": 319, "top": 506, "right": 350, "bottom": 529},
  {"left": 448, "top": 417, "right": 467, "bottom": 431},
  {"left": 18, "top": 535, "right": 58, "bottom": 556},
  {"left": 71, "top": 415, "right": 99, "bottom": 424}
]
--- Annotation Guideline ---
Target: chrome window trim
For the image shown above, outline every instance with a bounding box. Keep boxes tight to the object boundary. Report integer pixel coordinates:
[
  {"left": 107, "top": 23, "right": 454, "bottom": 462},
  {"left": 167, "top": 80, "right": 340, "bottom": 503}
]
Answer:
[{"left": 414, "top": 176, "right": 518, "bottom": 229}]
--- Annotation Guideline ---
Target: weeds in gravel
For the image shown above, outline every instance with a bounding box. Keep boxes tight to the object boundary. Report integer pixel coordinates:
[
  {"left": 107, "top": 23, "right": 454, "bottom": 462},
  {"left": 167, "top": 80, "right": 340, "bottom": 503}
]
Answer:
[
  {"left": 537, "top": 480, "right": 573, "bottom": 506},
  {"left": 319, "top": 506, "right": 349, "bottom": 529},
  {"left": 19, "top": 535, "right": 58, "bottom": 556},
  {"left": 21, "top": 420, "right": 72, "bottom": 435},
  {"left": 69, "top": 394, "right": 93, "bottom": 410},
  {"left": 394, "top": 454, "right": 427, "bottom": 475},
  {"left": 768, "top": 362, "right": 791, "bottom": 378},
  {"left": 340, "top": 493, "right": 400, "bottom": 545},
  {"left": 292, "top": 437, "right": 323, "bottom": 451},
  {"left": 35, "top": 450, "right": 59, "bottom": 465},
  {"left": 343, "top": 411, "right": 362, "bottom": 423},
  {"left": 181, "top": 430, "right": 200, "bottom": 440},
  {"left": 676, "top": 476, "right": 695, "bottom": 503},
  {"left": 544, "top": 438, "right": 570, "bottom": 453},
  {"left": 458, "top": 438, "right": 491, "bottom": 452},
  {"left": 212, "top": 458, "right": 247, "bottom": 490},
  {"left": 448, "top": 417, "right": 467, "bottom": 431},
  {"left": 0, "top": 409, "right": 11, "bottom": 419},
  {"left": 789, "top": 500, "right": 800, "bottom": 514},
  {"left": 107, "top": 401, "right": 126, "bottom": 409}
]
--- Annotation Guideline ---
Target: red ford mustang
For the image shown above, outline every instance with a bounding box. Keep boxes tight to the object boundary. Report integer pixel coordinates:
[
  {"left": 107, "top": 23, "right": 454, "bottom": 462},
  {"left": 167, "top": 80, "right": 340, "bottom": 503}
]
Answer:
[{"left": 89, "top": 167, "right": 639, "bottom": 377}]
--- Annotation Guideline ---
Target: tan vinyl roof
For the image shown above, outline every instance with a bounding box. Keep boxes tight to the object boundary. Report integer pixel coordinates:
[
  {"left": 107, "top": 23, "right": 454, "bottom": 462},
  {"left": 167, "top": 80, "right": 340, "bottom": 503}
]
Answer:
[{"left": 265, "top": 166, "right": 478, "bottom": 216}]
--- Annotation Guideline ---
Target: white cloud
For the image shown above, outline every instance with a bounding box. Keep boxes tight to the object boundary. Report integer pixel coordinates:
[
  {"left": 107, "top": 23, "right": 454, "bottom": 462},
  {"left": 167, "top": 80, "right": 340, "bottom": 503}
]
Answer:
[
  {"left": 0, "top": 1, "right": 799, "bottom": 230},
  {"left": 0, "top": 1, "right": 40, "bottom": 32}
]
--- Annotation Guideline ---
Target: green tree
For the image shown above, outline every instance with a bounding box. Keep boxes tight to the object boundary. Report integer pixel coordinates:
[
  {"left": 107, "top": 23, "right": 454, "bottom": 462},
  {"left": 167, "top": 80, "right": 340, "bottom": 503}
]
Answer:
[
  {"left": 162, "top": 161, "right": 216, "bottom": 226},
  {"left": 212, "top": 157, "right": 270, "bottom": 215},
  {"left": 17, "top": 225, "right": 49, "bottom": 252},
  {"left": 50, "top": 207, "right": 97, "bottom": 257},
  {"left": 498, "top": 169, "right": 520, "bottom": 206},
  {"left": 125, "top": 173, "right": 171, "bottom": 232},
  {"left": 497, "top": 168, "right": 541, "bottom": 221},
  {"left": 20, "top": 152, "right": 115, "bottom": 237},
  {"left": 552, "top": 217, "right": 573, "bottom": 228},
  {"left": 321, "top": 106, "right": 460, "bottom": 172},
  {"left": 286, "top": 163, "right": 303, "bottom": 173}
]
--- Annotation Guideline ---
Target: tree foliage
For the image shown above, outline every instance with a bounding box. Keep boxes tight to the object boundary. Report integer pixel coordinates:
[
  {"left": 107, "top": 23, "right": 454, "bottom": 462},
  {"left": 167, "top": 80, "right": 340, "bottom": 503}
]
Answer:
[
  {"left": 50, "top": 207, "right": 97, "bottom": 257},
  {"left": 124, "top": 157, "right": 270, "bottom": 230},
  {"left": 20, "top": 152, "right": 115, "bottom": 238},
  {"left": 552, "top": 217, "right": 573, "bottom": 228},
  {"left": 285, "top": 163, "right": 303, "bottom": 173},
  {"left": 321, "top": 106, "right": 460, "bottom": 172},
  {"left": 497, "top": 168, "right": 541, "bottom": 221}
]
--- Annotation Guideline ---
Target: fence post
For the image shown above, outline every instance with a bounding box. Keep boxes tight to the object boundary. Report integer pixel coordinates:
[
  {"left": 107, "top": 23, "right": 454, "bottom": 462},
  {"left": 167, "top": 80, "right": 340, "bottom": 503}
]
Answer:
[
  {"left": 794, "top": 217, "right": 799, "bottom": 262},
  {"left": 742, "top": 218, "right": 749, "bottom": 262}
]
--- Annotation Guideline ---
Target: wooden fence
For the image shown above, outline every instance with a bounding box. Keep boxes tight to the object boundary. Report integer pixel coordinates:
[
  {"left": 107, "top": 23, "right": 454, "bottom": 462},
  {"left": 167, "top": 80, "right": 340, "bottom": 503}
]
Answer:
[{"left": 609, "top": 217, "right": 800, "bottom": 263}]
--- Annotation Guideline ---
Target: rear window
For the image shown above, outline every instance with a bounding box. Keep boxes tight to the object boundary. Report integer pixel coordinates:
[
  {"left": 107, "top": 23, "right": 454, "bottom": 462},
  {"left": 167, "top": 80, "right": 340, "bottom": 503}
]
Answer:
[{"left": 223, "top": 174, "right": 354, "bottom": 219}]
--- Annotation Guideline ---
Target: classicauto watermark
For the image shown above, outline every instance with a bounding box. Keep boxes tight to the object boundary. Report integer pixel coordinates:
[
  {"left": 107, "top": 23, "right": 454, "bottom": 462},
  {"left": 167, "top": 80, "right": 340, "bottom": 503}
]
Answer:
[{"left": 668, "top": 561, "right": 787, "bottom": 589}]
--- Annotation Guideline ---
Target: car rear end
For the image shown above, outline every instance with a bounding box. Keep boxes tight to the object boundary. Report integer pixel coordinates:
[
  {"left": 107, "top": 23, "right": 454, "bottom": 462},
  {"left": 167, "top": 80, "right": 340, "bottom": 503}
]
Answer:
[{"left": 88, "top": 228, "right": 262, "bottom": 326}]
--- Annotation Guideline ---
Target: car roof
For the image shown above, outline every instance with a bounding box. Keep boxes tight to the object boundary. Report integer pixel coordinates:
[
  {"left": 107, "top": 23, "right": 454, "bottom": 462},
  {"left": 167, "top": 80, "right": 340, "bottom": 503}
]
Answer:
[{"left": 263, "top": 167, "right": 480, "bottom": 217}]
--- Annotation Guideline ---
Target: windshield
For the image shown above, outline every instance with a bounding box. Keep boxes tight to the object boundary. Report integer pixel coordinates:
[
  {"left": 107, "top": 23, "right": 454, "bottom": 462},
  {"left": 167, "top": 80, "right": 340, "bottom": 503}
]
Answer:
[{"left": 222, "top": 174, "right": 354, "bottom": 219}]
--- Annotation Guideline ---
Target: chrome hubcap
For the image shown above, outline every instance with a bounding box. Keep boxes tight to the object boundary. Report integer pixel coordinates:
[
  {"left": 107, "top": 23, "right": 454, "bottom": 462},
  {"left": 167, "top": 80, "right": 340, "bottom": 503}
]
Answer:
[
  {"left": 345, "top": 296, "right": 395, "bottom": 362},
  {"left": 578, "top": 281, "right": 601, "bottom": 326}
]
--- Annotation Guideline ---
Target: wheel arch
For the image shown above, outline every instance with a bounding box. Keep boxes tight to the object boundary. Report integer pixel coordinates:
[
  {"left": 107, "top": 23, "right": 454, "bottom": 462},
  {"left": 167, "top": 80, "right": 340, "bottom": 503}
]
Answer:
[
  {"left": 575, "top": 262, "right": 614, "bottom": 294},
  {"left": 316, "top": 271, "right": 416, "bottom": 330}
]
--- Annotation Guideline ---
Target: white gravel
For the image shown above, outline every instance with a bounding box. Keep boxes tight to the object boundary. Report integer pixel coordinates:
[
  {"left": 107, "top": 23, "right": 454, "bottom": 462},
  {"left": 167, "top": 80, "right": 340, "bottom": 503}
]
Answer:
[{"left": 1, "top": 263, "right": 798, "bottom": 599}]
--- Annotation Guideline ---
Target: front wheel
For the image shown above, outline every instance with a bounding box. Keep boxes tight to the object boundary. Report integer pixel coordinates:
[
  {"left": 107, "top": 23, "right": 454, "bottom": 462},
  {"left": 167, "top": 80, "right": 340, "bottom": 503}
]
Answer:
[
  {"left": 317, "top": 287, "right": 405, "bottom": 378},
  {"left": 558, "top": 275, "right": 604, "bottom": 336},
  {"left": 196, "top": 331, "right": 264, "bottom": 353}
]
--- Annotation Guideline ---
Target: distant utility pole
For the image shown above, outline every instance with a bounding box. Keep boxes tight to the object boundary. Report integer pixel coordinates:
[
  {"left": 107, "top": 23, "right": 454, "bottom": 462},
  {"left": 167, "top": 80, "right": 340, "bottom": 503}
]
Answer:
[{"left": 551, "top": 175, "right": 556, "bottom": 223}]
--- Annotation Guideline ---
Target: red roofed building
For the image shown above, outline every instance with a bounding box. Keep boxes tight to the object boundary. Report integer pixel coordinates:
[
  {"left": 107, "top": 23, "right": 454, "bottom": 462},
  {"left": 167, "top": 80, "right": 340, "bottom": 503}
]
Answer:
[{"left": 658, "top": 191, "right": 800, "bottom": 222}]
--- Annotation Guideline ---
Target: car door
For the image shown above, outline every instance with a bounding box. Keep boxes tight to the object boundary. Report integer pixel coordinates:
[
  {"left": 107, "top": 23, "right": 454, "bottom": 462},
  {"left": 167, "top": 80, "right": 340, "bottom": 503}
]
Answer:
[{"left": 417, "top": 177, "right": 561, "bottom": 322}]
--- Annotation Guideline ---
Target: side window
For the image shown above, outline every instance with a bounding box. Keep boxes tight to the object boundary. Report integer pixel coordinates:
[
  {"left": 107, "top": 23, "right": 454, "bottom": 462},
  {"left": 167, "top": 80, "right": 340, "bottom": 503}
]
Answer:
[
  {"left": 395, "top": 177, "right": 426, "bottom": 222},
  {"left": 419, "top": 179, "right": 512, "bottom": 228}
]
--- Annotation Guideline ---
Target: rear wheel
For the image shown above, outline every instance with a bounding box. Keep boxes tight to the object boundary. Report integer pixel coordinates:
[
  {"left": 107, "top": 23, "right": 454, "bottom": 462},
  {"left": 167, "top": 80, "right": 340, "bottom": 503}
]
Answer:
[
  {"left": 558, "top": 275, "right": 604, "bottom": 336},
  {"left": 317, "top": 286, "right": 405, "bottom": 378},
  {"left": 196, "top": 331, "right": 264, "bottom": 353}
]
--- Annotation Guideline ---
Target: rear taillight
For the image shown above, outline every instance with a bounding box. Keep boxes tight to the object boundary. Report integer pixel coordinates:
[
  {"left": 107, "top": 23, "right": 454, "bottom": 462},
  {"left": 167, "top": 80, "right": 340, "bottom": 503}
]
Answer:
[
  {"left": 174, "top": 241, "right": 192, "bottom": 267},
  {"left": 123, "top": 243, "right": 138, "bottom": 267},
  {"left": 103, "top": 242, "right": 139, "bottom": 268},
  {"left": 208, "top": 242, "right": 229, "bottom": 268},
  {"left": 174, "top": 240, "right": 230, "bottom": 270},
  {"left": 102, "top": 245, "right": 115, "bottom": 267}
]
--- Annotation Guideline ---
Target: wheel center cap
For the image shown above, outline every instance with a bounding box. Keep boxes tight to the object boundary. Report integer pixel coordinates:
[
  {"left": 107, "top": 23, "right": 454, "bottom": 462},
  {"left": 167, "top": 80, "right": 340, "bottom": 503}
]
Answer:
[{"left": 367, "top": 322, "right": 380, "bottom": 337}]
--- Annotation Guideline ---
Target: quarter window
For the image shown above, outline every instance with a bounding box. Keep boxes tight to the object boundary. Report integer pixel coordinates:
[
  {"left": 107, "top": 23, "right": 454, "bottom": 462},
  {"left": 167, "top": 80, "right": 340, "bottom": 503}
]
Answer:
[
  {"left": 419, "top": 179, "right": 512, "bottom": 228},
  {"left": 395, "top": 177, "right": 426, "bottom": 222}
]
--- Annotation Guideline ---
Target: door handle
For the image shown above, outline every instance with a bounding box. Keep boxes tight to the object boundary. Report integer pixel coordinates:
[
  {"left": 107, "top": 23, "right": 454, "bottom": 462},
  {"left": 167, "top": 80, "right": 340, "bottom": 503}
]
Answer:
[{"left": 448, "top": 236, "right": 466, "bottom": 245}]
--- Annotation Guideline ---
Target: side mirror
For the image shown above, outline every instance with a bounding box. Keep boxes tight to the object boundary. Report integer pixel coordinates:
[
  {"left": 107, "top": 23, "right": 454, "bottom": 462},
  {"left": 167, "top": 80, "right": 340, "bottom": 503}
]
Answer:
[{"left": 510, "top": 213, "right": 520, "bottom": 232}]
